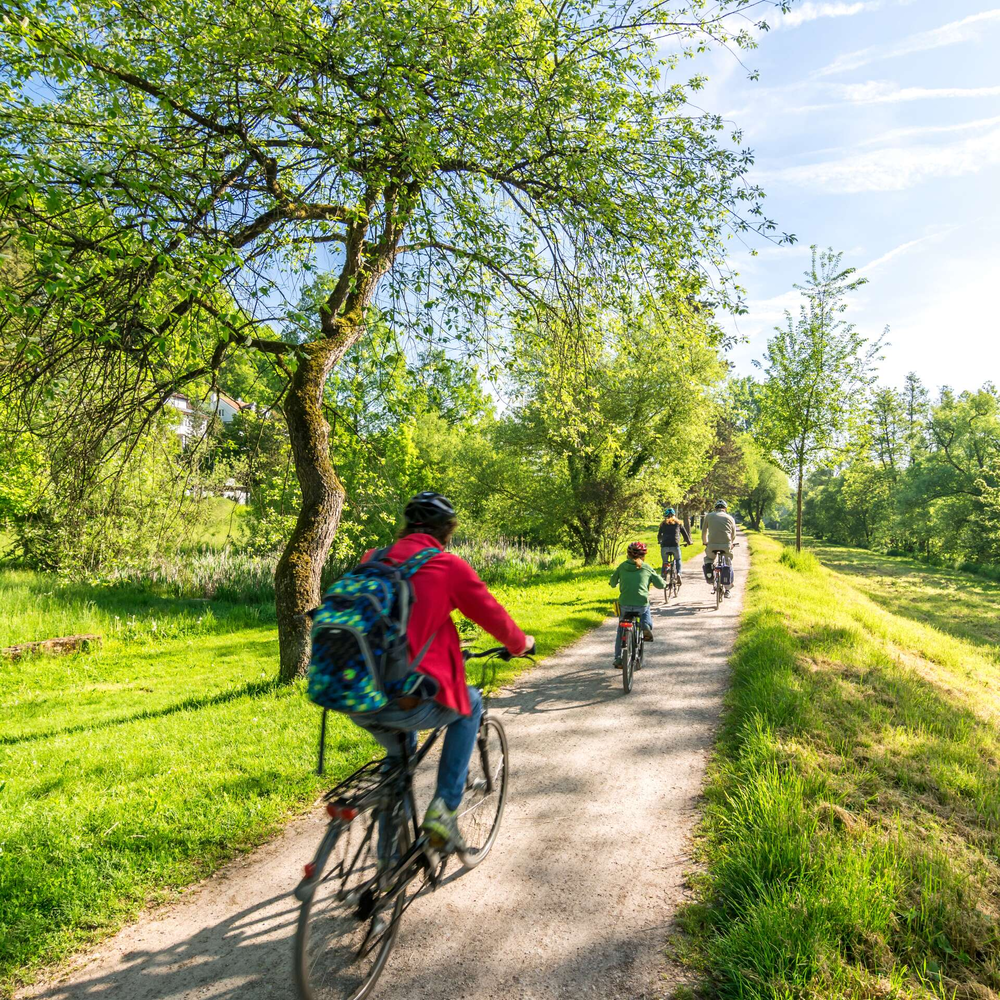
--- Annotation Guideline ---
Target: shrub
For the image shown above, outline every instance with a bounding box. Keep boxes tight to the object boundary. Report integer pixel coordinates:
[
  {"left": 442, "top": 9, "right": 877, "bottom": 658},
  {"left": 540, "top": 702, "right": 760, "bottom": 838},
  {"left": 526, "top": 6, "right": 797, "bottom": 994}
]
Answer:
[{"left": 778, "top": 546, "right": 820, "bottom": 573}]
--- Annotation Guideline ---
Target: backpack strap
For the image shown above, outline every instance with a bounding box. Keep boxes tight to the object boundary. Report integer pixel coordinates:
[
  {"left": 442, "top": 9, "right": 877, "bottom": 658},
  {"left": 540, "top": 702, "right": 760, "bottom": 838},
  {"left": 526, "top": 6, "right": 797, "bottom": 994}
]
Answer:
[{"left": 398, "top": 547, "right": 443, "bottom": 578}]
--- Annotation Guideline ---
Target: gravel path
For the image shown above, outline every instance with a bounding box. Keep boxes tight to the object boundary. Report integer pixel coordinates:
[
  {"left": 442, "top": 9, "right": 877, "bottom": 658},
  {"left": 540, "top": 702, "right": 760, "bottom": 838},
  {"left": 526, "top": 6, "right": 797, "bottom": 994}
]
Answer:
[{"left": 22, "top": 537, "right": 747, "bottom": 1000}]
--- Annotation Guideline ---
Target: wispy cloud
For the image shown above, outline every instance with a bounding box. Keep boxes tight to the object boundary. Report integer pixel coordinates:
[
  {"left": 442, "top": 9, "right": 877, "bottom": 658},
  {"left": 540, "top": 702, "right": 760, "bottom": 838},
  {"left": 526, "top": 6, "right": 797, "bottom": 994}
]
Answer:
[
  {"left": 816, "top": 8, "right": 1000, "bottom": 76},
  {"left": 856, "top": 115, "right": 1000, "bottom": 146},
  {"left": 859, "top": 230, "right": 954, "bottom": 274},
  {"left": 829, "top": 81, "right": 1000, "bottom": 105},
  {"left": 779, "top": 2, "right": 877, "bottom": 29},
  {"left": 759, "top": 122, "right": 1000, "bottom": 193}
]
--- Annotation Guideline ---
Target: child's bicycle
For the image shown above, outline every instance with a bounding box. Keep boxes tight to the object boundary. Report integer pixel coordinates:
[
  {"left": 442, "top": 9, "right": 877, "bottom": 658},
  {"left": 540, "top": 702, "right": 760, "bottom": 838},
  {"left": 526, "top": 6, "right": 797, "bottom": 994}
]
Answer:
[
  {"left": 293, "top": 645, "right": 532, "bottom": 1000},
  {"left": 661, "top": 552, "right": 679, "bottom": 604},
  {"left": 613, "top": 600, "right": 644, "bottom": 694}
]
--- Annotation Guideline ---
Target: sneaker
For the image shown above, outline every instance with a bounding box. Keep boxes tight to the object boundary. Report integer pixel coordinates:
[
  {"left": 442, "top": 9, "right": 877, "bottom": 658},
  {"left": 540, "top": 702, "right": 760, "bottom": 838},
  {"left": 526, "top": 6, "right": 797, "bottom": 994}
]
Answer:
[
  {"left": 642, "top": 628, "right": 653, "bottom": 641},
  {"left": 421, "top": 796, "right": 464, "bottom": 850},
  {"left": 676, "top": 576, "right": 683, "bottom": 587},
  {"left": 724, "top": 589, "right": 731, "bottom": 598},
  {"left": 613, "top": 658, "right": 623, "bottom": 669}
]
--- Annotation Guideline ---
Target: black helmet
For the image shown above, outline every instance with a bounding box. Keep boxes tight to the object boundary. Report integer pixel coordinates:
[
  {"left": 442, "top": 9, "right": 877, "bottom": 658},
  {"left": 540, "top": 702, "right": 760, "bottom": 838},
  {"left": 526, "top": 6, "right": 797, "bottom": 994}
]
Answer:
[{"left": 404, "top": 491, "right": 456, "bottom": 528}]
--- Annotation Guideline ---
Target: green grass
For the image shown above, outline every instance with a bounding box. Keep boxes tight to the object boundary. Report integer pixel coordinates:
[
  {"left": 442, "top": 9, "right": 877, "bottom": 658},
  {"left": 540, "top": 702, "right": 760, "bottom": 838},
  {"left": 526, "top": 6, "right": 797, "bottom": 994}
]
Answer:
[
  {"left": 681, "top": 531, "right": 1000, "bottom": 999},
  {"left": 0, "top": 531, "right": 699, "bottom": 995},
  {"left": 783, "top": 532, "right": 1000, "bottom": 655}
]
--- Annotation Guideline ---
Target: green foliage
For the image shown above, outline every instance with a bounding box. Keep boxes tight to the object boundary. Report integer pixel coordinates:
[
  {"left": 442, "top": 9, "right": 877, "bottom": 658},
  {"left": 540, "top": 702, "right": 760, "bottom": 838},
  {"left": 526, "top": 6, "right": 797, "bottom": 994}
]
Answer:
[
  {"left": 485, "top": 297, "right": 723, "bottom": 563},
  {"left": 7, "top": 419, "right": 229, "bottom": 574},
  {"left": 685, "top": 532, "right": 1000, "bottom": 997},
  {"left": 802, "top": 378, "right": 1000, "bottom": 566},
  {"left": 735, "top": 441, "right": 789, "bottom": 530},
  {"left": 756, "top": 247, "right": 883, "bottom": 550}
]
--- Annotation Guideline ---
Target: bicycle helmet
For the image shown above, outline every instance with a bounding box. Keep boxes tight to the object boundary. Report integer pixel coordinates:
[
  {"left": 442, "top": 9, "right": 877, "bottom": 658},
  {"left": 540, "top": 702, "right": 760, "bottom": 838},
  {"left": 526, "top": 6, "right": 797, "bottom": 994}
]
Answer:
[
  {"left": 626, "top": 541, "right": 648, "bottom": 558},
  {"left": 403, "top": 491, "right": 457, "bottom": 528},
  {"left": 714, "top": 499, "right": 728, "bottom": 510},
  {"left": 663, "top": 508, "right": 675, "bottom": 517}
]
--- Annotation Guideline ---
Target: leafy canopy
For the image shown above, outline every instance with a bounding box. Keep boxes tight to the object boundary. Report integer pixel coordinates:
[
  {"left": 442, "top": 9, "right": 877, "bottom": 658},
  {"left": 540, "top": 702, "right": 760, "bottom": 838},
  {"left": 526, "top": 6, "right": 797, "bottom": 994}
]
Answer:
[{"left": 0, "top": 0, "right": 790, "bottom": 445}]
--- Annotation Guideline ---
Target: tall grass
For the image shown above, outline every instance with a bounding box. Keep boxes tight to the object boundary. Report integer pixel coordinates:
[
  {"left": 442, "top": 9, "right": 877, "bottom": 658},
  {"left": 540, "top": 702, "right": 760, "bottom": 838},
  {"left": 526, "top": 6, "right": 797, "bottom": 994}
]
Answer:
[
  {"left": 98, "top": 536, "right": 574, "bottom": 603},
  {"left": 682, "top": 531, "right": 1000, "bottom": 998}
]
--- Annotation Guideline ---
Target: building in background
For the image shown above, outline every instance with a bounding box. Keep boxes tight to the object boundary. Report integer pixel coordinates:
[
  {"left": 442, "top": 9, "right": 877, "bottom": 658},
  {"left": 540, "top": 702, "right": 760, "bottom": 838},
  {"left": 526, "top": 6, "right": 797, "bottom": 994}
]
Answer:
[{"left": 167, "top": 390, "right": 248, "bottom": 448}]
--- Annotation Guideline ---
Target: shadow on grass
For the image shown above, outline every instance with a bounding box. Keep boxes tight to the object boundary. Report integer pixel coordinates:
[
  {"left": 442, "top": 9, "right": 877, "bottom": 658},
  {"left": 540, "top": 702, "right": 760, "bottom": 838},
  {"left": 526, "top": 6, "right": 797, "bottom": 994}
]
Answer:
[{"left": 1, "top": 677, "right": 284, "bottom": 747}]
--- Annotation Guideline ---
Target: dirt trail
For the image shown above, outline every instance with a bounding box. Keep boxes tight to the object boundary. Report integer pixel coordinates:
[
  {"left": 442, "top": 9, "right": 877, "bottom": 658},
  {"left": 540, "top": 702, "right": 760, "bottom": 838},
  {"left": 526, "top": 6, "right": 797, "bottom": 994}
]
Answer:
[{"left": 22, "top": 536, "right": 747, "bottom": 1000}]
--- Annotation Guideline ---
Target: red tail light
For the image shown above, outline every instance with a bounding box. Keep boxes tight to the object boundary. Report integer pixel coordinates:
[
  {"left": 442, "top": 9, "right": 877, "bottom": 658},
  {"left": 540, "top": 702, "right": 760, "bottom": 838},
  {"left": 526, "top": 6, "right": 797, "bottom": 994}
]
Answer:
[
  {"left": 304, "top": 862, "right": 316, "bottom": 879},
  {"left": 326, "top": 803, "right": 359, "bottom": 822},
  {"left": 619, "top": 621, "right": 634, "bottom": 628}
]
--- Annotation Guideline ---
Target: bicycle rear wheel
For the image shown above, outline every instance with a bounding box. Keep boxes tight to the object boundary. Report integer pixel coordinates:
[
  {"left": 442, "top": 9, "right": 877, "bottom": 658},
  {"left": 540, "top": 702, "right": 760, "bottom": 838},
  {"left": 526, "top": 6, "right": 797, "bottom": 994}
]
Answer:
[
  {"left": 457, "top": 715, "right": 509, "bottom": 868},
  {"left": 622, "top": 629, "right": 635, "bottom": 693},
  {"left": 715, "top": 580, "right": 722, "bottom": 610},
  {"left": 294, "top": 810, "right": 409, "bottom": 1000}
]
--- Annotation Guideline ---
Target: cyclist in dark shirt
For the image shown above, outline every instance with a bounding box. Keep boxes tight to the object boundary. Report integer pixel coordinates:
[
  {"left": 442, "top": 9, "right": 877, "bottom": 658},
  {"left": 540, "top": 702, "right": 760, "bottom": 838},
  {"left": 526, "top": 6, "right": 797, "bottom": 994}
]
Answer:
[{"left": 657, "top": 508, "right": 692, "bottom": 585}]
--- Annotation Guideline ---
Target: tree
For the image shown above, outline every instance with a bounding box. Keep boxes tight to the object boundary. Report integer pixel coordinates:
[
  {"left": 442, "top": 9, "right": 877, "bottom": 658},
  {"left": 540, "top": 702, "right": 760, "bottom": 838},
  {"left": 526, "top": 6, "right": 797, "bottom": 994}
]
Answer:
[
  {"left": 757, "top": 248, "right": 883, "bottom": 551},
  {"left": 736, "top": 444, "right": 789, "bottom": 530},
  {"left": 498, "top": 297, "right": 723, "bottom": 563},
  {"left": 0, "top": 0, "right": 787, "bottom": 678}
]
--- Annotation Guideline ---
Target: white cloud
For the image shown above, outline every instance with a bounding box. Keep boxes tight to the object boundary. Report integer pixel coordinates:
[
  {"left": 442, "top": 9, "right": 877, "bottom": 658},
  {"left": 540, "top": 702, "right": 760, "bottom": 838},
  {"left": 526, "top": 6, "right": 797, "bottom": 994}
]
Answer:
[
  {"left": 759, "top": 122, "right": 1000, "bottom": 193},
  {"left": 858, "top": 230, "right": 953, "bottom": 275},
  {"left": 779, "top": 2, "right": 876, "bottom": 29},
  {"left": 830, "top": 81, "right": 1000, "bottom": 105},
  {"left": 857, "top": 115, "right": 1000, "bottom": 146},
  {"left": 816, "top": 8, "right": 1000, "bottom": 76}
]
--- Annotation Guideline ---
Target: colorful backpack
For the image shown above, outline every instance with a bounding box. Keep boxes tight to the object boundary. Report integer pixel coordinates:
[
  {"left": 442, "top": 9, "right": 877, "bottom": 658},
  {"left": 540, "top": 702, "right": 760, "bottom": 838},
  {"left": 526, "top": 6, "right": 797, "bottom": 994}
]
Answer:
[{"left": 307, "top": 546, "right": 442, "bottom": 715}]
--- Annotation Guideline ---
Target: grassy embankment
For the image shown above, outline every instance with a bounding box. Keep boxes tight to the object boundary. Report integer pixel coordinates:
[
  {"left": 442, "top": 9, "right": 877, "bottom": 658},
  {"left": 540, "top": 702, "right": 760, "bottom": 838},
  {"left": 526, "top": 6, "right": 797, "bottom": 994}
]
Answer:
[
  {"left": 681, "top": 532, "right": 1000, "bottom": 999},
  {"left": 0, "top": 526, "right": 696, "bottom": 994}
]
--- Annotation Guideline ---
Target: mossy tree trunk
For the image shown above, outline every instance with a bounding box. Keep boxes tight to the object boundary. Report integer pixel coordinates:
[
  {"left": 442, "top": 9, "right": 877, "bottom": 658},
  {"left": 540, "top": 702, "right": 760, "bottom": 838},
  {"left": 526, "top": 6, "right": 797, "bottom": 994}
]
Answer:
[{"left": 274, "top": 338, "right": 349, "bottom": 683}]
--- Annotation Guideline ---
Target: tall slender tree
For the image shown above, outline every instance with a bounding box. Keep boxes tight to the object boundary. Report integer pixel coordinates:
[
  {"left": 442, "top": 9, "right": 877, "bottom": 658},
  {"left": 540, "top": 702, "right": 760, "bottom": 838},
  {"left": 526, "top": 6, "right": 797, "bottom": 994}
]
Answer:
[{"left": 757, "top": 247, "right": 883, "bottom": 551}]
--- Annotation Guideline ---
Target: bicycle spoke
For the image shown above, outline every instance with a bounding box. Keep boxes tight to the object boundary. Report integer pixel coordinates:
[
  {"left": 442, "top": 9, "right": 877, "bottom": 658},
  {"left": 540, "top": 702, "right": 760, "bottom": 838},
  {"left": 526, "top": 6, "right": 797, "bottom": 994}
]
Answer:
[
  {"left": 457, "top": 717, "right": 509, "bottom": 867},
  {"left": 295, "top": 811, "right": 407, "bottom": 1000}
]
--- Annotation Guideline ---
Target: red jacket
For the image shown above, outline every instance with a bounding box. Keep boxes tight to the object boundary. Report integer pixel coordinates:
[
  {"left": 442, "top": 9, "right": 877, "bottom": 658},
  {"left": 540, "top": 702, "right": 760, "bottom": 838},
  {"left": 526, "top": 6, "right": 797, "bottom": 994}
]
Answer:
[{"left": 363, "top": 533, "right": 527, "bottom": 716}]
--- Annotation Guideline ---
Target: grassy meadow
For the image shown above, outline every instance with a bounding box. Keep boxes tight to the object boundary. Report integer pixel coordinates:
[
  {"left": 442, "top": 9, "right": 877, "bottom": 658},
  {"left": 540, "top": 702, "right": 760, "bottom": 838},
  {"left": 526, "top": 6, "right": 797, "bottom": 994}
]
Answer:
[
  {"left": 681, "top": 532, "right": 1000, "bottom": 998},
  {"left": 0, "top": 527, "right": 696, "bottom": 994}
]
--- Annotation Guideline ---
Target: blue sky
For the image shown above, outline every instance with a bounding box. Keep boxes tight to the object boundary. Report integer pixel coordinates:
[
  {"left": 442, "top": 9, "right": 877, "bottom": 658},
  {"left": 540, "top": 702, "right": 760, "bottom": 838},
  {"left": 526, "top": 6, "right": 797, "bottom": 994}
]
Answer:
[{"left": 696, "top": 1, "right": 1000, "bottom": 393}]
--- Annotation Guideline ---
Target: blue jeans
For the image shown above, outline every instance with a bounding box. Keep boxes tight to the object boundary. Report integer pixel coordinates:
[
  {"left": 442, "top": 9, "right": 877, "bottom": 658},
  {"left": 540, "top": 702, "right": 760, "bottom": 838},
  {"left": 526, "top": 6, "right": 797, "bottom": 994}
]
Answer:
[
  {"left": 356, "top": 685, "right": 483, "bottom": 811},
  {"left": 660, "top": 545, "right": 683, "bottom": 573},
  {"left": 615, "top": 604, "right": 652, "bottom": 659}
]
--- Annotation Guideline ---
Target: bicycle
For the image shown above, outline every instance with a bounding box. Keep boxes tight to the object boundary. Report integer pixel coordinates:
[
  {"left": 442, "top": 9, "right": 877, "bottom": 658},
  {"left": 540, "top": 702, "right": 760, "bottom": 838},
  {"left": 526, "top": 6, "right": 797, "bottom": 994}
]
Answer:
[
  {"left": 293, "top": 645, "right": 529, "bottom": 1000},
  {"left": 614, "top": 600, "right": 645, "bottom": 693},
  {"left": 661, "top": 551, "right": 679, "bottom": 604},
  {"left": 708, "top": 546, "right": 737, "bottom": 610}
]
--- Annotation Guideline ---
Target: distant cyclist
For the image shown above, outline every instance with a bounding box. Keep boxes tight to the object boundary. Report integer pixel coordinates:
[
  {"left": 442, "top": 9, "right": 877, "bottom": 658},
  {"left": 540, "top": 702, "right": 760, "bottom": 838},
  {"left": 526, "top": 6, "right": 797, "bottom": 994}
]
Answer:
[
  {"left": 657, "top": 508, "right": 692, "bottom": 585},
  {"left": 702, "top": 500, "right": 737, "bottom": 596},
  {"left": 609, "top": 541, "right": 664, "bottom": 668}
]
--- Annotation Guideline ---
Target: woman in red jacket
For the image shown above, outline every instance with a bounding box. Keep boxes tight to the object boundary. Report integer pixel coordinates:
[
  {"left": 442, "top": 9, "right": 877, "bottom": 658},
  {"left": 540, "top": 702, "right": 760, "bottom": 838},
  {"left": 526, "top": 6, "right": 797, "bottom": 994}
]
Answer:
[{"left": 357, "top": 492, "right": 534, "bottom": 849}]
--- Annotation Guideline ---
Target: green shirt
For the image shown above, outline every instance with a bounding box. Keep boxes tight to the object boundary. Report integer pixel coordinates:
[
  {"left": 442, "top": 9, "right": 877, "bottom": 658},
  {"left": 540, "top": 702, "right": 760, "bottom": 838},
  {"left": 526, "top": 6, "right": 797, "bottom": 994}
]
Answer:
[{"left": 609, "top": 560, "right": 665, "bottom": 606}]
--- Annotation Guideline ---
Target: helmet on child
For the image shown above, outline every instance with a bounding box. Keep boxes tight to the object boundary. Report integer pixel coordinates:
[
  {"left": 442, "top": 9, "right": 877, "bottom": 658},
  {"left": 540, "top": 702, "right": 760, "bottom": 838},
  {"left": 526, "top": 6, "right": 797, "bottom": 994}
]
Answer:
[
  {"left": 626, "top": 541, "right": 648, "bottom": 558},
  {"left": 404, "top": 491, "right": 457, "bottom": 528},
  {"left": 663, "top": 508, "right": 675, "bottom": 517},
  {"left": 714, "top": 499, "right": 728, "bottom": 510}
]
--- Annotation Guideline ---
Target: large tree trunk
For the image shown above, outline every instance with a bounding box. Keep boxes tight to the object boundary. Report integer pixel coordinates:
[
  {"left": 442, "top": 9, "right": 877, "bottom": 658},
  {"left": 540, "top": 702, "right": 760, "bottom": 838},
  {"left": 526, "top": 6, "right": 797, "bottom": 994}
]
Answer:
[
  {"left": 275, "top": 340, "right": 347, "bottom": 682},
  {"left": 795, "top": 456, "right": 804, "bottom": 553}
]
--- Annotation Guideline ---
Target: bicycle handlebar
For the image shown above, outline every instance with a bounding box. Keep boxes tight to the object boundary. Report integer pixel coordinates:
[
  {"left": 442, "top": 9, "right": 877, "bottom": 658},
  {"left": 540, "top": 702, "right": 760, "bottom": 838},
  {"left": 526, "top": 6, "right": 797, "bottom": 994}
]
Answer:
[{"left": 462, "top": 643, "right": 536, "bottom": 662}]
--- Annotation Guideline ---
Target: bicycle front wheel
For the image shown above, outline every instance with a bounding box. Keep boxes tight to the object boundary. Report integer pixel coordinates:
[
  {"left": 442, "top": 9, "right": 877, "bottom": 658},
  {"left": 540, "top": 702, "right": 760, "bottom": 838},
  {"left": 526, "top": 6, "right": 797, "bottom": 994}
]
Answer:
[
  {"left": 294, "top": 810, "right": 409, "bottom": 1000},
  {"left": 457, "top": 714, "right": 509, "bottom": 868}
]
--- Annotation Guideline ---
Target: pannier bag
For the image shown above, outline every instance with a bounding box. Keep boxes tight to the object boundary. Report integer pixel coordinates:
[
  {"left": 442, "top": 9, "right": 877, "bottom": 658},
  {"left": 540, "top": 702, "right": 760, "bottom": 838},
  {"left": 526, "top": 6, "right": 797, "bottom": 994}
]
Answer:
[{"left": 307, "top": 546, "right": 441, "bottom": 715}]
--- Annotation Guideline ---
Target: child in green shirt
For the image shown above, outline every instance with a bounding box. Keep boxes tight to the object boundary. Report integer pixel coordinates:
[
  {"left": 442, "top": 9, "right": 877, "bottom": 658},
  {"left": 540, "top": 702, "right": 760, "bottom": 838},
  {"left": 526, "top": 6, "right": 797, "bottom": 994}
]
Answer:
[{"left": 609, "top": 540, "right": 665, "bottom": 667}]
